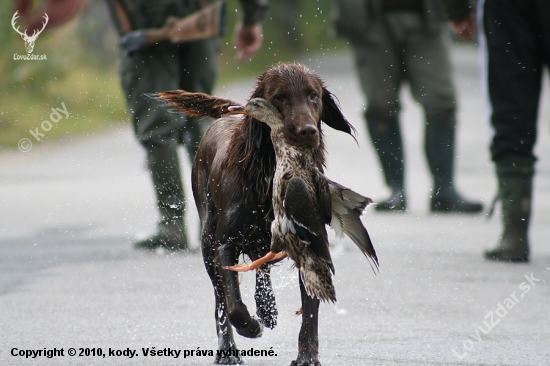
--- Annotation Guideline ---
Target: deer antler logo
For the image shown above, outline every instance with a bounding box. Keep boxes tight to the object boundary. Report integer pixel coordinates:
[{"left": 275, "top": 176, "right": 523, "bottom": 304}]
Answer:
[{"left": 11, "top": 11, "right": 49, "bottom": 54}]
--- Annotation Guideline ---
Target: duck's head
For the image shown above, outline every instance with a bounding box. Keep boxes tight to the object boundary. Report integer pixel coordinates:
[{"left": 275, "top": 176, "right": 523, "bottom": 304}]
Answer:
[{"left": 228, "top": 98, "right": 283, "bottom": 130}]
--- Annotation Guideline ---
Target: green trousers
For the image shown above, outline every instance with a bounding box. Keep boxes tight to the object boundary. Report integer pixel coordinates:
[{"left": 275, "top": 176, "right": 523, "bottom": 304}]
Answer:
[{"left": 119, "top": 39, "right": 219, "bottom": 151}]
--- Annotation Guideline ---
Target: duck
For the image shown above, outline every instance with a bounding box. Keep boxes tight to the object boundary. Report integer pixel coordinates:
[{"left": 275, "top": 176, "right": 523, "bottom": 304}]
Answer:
[{"left": 224, "top": 98, "right": 379, "bottom": 303}]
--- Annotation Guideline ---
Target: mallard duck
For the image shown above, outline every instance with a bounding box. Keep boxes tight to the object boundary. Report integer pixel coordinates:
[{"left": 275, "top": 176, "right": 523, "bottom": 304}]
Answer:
[{"left": 224, "top": 98, "right": 378, "bottom": 302}]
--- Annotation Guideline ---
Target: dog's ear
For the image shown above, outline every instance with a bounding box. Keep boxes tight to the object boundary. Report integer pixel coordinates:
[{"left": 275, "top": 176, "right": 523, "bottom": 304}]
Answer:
[
  {"left": 250, "top": 72, "right": 268, "bottom": 100},
  {"left": 321, "top": 88, "right": 357, "bottom": 138},
  {"left": 151, "top": 90, "right": 241, "bottom": 119}
]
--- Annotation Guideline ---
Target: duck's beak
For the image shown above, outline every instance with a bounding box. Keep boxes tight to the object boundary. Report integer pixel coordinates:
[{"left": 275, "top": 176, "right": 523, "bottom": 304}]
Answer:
[{"left": 227, "top": 105, "right": 246, "bottom": 114}]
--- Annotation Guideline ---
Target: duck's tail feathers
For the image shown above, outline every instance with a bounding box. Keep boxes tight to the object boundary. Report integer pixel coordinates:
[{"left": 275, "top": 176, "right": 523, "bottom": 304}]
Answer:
[
  {"left": 299, "top": 256, "right": 336, "bottom": 303},
  {"left": 328, "top": 180, "right": 379, "bottom": 273}
]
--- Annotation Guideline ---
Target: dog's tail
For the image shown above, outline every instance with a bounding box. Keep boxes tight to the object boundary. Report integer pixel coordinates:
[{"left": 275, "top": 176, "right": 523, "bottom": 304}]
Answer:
[{"left": 151, "top": 90, "right": 242, "bottom": 119}]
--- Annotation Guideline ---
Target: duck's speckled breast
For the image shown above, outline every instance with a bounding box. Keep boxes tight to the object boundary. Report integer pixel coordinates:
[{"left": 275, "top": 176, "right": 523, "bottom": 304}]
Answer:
[{"left": 269, "top": 129, "right": 318, "bottom": 254}]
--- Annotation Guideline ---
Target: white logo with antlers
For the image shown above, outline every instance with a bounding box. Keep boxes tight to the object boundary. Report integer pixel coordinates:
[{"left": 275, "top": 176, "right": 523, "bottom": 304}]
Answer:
[{"left": 12, "top": 11, "right": 49, "bottom": 54}]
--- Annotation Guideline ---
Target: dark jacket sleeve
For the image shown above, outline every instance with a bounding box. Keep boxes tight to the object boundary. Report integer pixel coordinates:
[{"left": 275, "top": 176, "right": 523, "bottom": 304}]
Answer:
[
  {"left": 441, "top": 0, "right": 474, "bottom": 22},
  {"left": 238, "top": 0, "right": 269, "bottom": 26}
]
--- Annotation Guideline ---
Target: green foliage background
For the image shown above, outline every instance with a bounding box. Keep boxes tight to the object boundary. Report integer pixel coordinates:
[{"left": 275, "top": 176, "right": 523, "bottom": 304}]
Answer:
[
  {"left": 218, "top": 0, "right": 347, "bottom": 81},
  {"left": 0, "top": 0, "right": 346, "bottom": 150}
]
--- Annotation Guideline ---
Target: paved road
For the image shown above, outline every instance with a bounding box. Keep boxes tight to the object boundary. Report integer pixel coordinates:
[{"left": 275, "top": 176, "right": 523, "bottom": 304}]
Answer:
[{"left": 1, "top": 45, "right": 549, "bottom": 365}]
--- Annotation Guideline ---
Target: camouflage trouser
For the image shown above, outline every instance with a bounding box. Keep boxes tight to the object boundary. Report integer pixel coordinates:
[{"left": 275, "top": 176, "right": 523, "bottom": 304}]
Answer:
[
  {"left": 351, "top": 12, "right": 456, "bottom": 121},
  {"left": 119, "top": 39, "right": 219, "bottom": 156}
]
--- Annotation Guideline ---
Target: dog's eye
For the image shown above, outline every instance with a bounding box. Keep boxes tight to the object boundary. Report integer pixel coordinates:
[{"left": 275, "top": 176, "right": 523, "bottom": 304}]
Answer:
[
  {"left": 273, "top": 94, "right": 287, "bottom": 104},
  {"left": 309, "top": 91, "right": 319, "bottom": 101}
]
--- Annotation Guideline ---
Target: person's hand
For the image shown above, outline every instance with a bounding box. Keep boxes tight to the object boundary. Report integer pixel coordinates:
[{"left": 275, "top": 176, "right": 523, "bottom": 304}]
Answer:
[
  {"left": 449, "top": 13, "right": 476, "bottom": 40},
  {"left": 142, "top": 16, "right": 178, "bottom": 45},
  {"left": 159, "top": 16, "right": 178, "bottom": 38},
  {"left": 234, "top": 23, "right": 262, "bottom": 61}
]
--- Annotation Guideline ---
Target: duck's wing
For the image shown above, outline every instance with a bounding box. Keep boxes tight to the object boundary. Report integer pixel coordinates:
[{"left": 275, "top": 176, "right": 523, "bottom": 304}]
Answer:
[
  {"left": 327, "top": 178, "right": 379, "bottom": 273},
  {"left": 315, "top": 170, "right": 333, "bottom": 225},
  {"left": 152, "top": 90, "right": 241, "bottom": 119},
  {"left": 284, "top": 176, "right": 334, "bottom": 273}
]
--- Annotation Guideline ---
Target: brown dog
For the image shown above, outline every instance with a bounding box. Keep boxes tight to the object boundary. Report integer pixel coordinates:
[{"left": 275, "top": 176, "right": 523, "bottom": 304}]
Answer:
[{"left": 157, "top": 63, "right": 355, "bottom": 365}]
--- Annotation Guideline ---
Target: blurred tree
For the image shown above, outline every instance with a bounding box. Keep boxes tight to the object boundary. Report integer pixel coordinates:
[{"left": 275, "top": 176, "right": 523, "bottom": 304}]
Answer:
[
  {"left": 76, "top": 0, "right": 118, "bottom": 68},
  {"left": 0, "top": 0, "right": 127, "bottom": 149},
  {"left": 1, "top": 0, "right": 343, "bottom": 149}
]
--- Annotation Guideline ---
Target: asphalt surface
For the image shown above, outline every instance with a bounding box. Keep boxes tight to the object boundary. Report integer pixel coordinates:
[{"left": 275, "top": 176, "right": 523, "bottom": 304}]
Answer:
[{"left": 1, "top": 45, "right": 549, "bottom": 366}]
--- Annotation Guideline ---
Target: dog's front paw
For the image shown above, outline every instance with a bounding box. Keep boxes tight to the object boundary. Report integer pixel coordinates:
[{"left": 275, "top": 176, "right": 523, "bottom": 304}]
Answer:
[
  {"left": 255, "top": 289, "right": 278, "bottom": 329},
  {"left": 235, "top": 315, "right": 264, "bottom": 339},
  {"left": 257, "top": 309, "right": 277, "bottom": 330},
  {"left": 290, "top": 355, "right": 321, "bottom": 366},
  {"left": 215, "top": 348, "right": 243, "bottom": 365}
]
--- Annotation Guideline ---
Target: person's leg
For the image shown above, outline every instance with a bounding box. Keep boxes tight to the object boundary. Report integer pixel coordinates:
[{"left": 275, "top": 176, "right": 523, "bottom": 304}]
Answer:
[
  {"left": 486, "top": 160, "right": 533, "bottom": 262},
  {"left": 405, "top": 17, "right": 482, "bottom": 213},
  {"left": 177, "top": 39, "right": 220, "bottom": 160},
  {"left": 140, "top": 141, "right": 188, "bottom": 250},
  {"left": 479, "top": 0, "right": 548, "bottom": 261},
  {"left": 119, "top": 45, "right": 188, "bottom": 250},
  {"left": 351, "top": 20, "right": 406, "bottom": 211}
]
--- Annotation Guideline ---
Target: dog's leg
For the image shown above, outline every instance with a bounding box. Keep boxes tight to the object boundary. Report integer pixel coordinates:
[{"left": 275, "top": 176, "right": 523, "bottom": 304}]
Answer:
[
  {"left": 255, "top": 264, "right": 278, "bottom": 329},
  {"left": 201, "top": 228, "right": 242, "bottom": 365},
  {"left": 213, "top": 276, "right": 243, "bottom": 365},
  {"left": 218, "top": 245, "right": 264, "bottom": 339},
  {"left": 291, "top": 272, "right": 321, "bottom": 366}
]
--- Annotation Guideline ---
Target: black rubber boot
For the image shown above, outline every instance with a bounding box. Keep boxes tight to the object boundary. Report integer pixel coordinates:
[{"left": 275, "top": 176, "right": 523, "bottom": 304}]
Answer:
[
  {"left": 485, "top": 160, "right": 533, "bottom": 263},
  {"left": 425, "top": 114, "right": 483, "bottom": 213},
  {"left": 134, "top": 144, "right": 188, "bottom": 251},
  {"left": 366, "top": 116, "right": 407, "bottom": 211}
]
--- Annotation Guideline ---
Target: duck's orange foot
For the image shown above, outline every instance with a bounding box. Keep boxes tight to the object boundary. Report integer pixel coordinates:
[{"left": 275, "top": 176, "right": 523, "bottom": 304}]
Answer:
[
  {"left": 224, "top": 251, "right": 287, "bottom": 273},
  {"left": 224, "top": 264, "right": 256, "bottom": 272}
]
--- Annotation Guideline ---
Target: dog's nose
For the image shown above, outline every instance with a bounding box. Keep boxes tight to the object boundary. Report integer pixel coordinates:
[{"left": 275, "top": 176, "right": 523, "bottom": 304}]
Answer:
[{"left": 297, "top": 124, "right": 318, "bottom": 137}]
